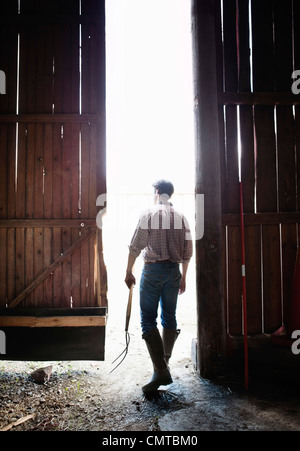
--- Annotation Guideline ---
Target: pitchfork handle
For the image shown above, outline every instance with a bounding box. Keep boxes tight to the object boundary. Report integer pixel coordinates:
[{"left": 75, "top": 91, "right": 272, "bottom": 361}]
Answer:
[{"left": 125, "top": 285, "right": 134, "bottom": 332}]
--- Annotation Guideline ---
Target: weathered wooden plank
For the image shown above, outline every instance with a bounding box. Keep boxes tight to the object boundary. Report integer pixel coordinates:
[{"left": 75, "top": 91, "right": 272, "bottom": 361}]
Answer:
[
  {"left": 218, "top": 92, "right": 300, "bottom": 105},
  {"left": 80, "top": 237, "right": 91, "bottom": 306},
  {"left": 8, "top": 229, "right": 96, "bottom": 308},
  {"left": 262, "top": 224, "right": 282, "bottom": 333},
  {"left": 293, "top": 0, "right": 300, "bottom": 74},
  {"left": 80, "top": 0, "right": 105, "bottom": 115},
  {"left": 0, "top": 24, "right": 17, "bottom": 114},
  {"left": 7, "top": 228, "right": 16, "bottom": 303},
  {"left": 80, "top": 122, "right": 90, "bottom": 218},
  {"left": 240, "top": 105, "right": 255, "bottom": 213},
  {"left": 227, "top": 226, "right": 242, "bottom": 335},
  {"left": 89, "top": 122, "right": 98, "bottom": 219},
  {"left": 71, "top": 228, "right": 82, "bottom": 307},
  {"left": 7, "top": 124, "right": 17, "bottom": 219},
  {"left": 1, "top": 0, "right": 18, "bottom": 16},
  {"left": 16, "top": 123, "right": 27, "bottom": 218},
  {"left": 70, "top": 123, "right": 80, "bottom": 219},
  {"left": 273, "top": 0, "right": 293, "bottom": 92},
  {"left": 294, "top": 106, "right": 300, "bottom": 212},
  {"left": 96, "top": 228, "right": 108, "bottom": 308},
  {"left": 0, "top": 414, "right": 36, "bottom": 432},
  {"left": 25, "top": 123, "right": 35, "bottom": 218},
  {"left": 43, "top": 227, "right": 53, "bottom": 307},
  {"left": 222, "top": 0, "right": 238, "bottom": 92},
  {"left": 15, "top": 228, "right": 25, "bottom": 304},
  {"left": 53, "top": 23, "right": 64, "bottom": 114},
  {"left": 43, "top": 24, "right": 55, "bottom": 113},
  {"left": 52, "top": 123, "right": 62, "bottom": 218},
  {"left": 35, "top": 25, "right": 52, "bottom": 113},
  {"left": 43, "top": 123, "right": 54, "bottom": 218},
  {"left": 61, "top": 228, "right": 72, "bottom": 308},
  {"left": 0, "top": 125, "right": 8, "bottom": 218},
  {"left": 71, "top": 23, "right": 80, "bottom": 113},
  {"left": 24, "top": 227, "right": 34, "bottom": 307},
  {"left": 62, "top": 123, "right": 72, "bottom": 219},
  {"left": 192, "top": 0, "right": 226, "bottom": 378},
  {"left": 0, "top": 15, "right": 102, "bottom": 26},
  {"left": 0, "top": 229, "right": 7, "bottom": 307},
  {"left": 61, "top": 123, "right": 72, "bottom": 307},
  {"left": 276, "top": 106, "right": 297, "bottom": 212},
  {"left": 81, "top": 15, "right": 92, "bottom": 115},
  {"left": 85, "top": 23, "right": 102, "bottom": 114},
  {"left": 254, "top": 106, "right": 277, "bottom": 213},
  {"left": 62, "top": 23, "right": 78, "bottom": 113},
  {"left": 95, "top": 229, "right": 102, "bottom": 308},
  {"left": 222, "top": 227, "right": 228, "bottom": 333},
  {"left": 1, "top": 326, "right": 105, "bottom": 361},
  {"left": 52, "top": 227, "right": 62, "bottom": 307},
  {"left": 20, "top": 26, "right": 37, "bottom": 114},
  {"left": 0, "top": 219, "right": 96, "bottom": 228},
  {"left": 0, "top": 307, "right": 106, "bottom": 316},
  {"left": 81, "top": 15, "right": 99, "bottom": 305},
  {"left": 0, "top": 114, "right": 100, "bottom": 123},
  {"left": 34, "top": 124, "right": 44, "bottom": 218},
  {"left": 0, "top": 1, "right": 107, "bottom": 355},
  {"left": 221, "top": 106, "right": 239, "bottom": 214},
  {"left": 281, "top": 224, "right": 298, "bottom": 326},
  {"left": 33, "top": 227, "right": 44, "bottom": 306},
  {"left": 237, "top": 0, "right": 251, "bottom": 92},
  {"left": 244, "top": 225, "right": 262, "bottom": 334},
  {"left": 251, "top": 0, "right": 275, "bottom": 92},
  {"left": 21, "top": 0, "right": 40, "bottom": 15},
  {"left": 90, "top": 231, "right": 96, "bottom": 305},
  {"left": 0, "top": 315, "right": 106, "bottom": 328},
  {"left": 223, "top": 212, "right": 300, "bottom": 226}
]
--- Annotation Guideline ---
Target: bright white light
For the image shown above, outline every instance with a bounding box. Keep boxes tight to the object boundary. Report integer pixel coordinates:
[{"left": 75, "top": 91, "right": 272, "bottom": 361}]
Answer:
[
  {"left": 104, "top": 1, "right": 196, "bottom": 333},
  {"left": 105, "top": 0, "right": 194, "bottom": 195}
]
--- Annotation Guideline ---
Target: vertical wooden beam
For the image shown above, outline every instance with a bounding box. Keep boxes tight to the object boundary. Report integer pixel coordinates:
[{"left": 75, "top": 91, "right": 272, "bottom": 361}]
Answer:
[{"left": 191, "top": 0, "right": 226, "bottom": 379}]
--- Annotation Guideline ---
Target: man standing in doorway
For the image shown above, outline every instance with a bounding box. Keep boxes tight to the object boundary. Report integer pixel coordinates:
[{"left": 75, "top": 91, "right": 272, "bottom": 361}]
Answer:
[{"left": 125, "top": 180, "right": 193, "bottom": 394}]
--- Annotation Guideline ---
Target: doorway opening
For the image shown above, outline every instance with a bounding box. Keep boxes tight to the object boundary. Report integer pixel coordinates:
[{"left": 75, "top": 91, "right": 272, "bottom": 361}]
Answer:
[{"left": 104, "top": 0, "right": 197, "bottom": 366}]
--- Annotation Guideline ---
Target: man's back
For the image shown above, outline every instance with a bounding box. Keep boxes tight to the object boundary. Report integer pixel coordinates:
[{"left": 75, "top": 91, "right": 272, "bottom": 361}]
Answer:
[{"left": 129, "top": 201, "right": 192, "bottom": 264}]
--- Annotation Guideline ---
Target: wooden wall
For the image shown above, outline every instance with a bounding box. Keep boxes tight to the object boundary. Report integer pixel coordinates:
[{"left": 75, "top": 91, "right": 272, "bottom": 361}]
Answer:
[
  {"left": 219, "top": 0, "right": 300, "bottom": 336},
  {"left": 0, "top": 0, "right": 107, "bottom": 312},
  {"left": 193, "top": 0, "right": 300, "bottom": 378}
]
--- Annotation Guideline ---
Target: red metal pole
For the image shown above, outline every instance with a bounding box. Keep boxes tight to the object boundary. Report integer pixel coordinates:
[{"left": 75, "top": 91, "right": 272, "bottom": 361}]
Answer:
[
  {"left": 236, "top": 0, "right": 248, "bottom": 390},
  {"left": 239, "top": 181, "right": 248, "bottom": 390}
]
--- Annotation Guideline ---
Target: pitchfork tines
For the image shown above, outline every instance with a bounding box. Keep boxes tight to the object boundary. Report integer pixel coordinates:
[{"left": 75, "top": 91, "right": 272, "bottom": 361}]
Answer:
[{"left": 110, "top": 285, "right": 134, "bottom": 373}]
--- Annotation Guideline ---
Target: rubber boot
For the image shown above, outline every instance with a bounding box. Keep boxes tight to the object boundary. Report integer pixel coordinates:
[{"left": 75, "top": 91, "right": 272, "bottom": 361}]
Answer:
[
  {"left": 142, "top": 328, "right": 172, "bottom": 394},
  {"left": 162, "top": 328, "right": 180, "bottom": 365}
]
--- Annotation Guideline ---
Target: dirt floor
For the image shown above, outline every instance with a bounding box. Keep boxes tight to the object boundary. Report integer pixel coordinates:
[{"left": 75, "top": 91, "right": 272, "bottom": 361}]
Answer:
[
  {"left": 0, "top": 281, "right": 200, "bottom": 432},
  {"left": 1, "top": 298, "right": 300, "bottom": 432},
  {"left": 1, "top": 251, "right": 300, "bottom": 432}
]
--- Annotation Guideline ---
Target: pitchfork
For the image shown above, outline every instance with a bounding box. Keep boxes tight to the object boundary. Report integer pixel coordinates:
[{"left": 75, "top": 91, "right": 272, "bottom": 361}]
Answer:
[{"left": 110, "top": 285, "right": 134, "bottom": 373}]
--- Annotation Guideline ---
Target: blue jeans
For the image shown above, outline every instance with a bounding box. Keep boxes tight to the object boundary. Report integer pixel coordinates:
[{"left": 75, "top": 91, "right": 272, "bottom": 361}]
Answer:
[{"left": 140, "top": 261, "right": 181, "bottom": 335}]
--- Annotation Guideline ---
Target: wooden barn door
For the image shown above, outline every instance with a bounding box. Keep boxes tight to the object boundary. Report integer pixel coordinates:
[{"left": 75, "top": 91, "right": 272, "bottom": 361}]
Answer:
[
  {"left": 0, "top": 0, "right": 107, "bottom": 360},
  {"left": 192, "top": 0, "right": 300, "bottom": 379},
  {"left": 219, "top": 0, "right": 300, "bottom": 338}
]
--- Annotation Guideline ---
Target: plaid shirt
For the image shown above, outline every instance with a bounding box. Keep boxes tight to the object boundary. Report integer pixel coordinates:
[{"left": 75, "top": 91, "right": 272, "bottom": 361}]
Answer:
[{"left": 128, "top": 202, "right": 193, "bottom": 264}]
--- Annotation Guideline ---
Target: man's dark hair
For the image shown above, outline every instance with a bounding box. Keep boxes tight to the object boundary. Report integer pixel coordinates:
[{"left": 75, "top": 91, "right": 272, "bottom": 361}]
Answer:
[{"left": 152, "top": 180, "right": 174, "bottom": 198}]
